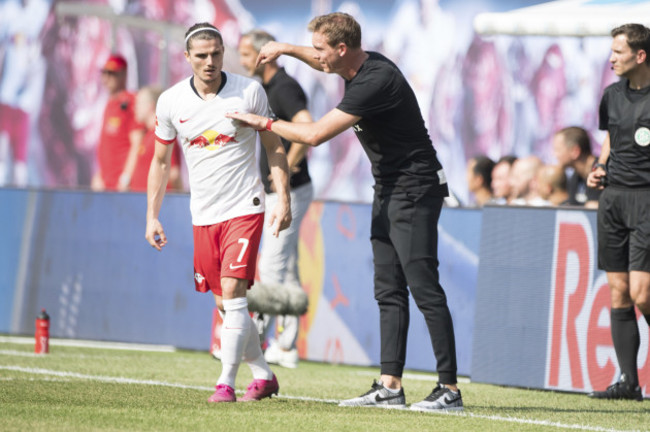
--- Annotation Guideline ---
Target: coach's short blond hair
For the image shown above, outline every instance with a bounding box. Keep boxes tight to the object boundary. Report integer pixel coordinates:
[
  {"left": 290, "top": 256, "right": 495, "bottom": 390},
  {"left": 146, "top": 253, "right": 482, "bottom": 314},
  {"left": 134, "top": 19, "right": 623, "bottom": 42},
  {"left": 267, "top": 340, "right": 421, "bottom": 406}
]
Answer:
[{"left": 308, "top": 12, "right": 361, "bottom": 49}]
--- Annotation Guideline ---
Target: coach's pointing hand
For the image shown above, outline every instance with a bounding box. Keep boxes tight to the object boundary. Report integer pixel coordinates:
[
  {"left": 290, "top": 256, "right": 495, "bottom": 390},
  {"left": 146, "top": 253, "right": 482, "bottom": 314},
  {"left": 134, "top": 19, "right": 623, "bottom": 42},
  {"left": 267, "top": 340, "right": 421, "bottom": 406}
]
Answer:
[{"left": 226, "top": 112, "right": 267, "bottom": 131}]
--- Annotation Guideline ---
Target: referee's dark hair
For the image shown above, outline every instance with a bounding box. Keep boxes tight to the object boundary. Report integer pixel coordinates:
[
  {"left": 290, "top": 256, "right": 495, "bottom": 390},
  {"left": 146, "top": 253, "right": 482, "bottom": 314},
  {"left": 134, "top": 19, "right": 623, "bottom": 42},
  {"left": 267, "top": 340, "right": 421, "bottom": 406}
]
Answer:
[{"left": 611, "top": 23, "right": 650, "bottom": 65}]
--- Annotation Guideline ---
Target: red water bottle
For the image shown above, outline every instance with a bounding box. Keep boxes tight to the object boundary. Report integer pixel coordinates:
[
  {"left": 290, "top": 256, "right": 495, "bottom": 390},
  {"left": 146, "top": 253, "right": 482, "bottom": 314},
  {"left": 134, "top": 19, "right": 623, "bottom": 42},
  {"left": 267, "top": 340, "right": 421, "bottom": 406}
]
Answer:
[{"left": 35, "top": 308, "right": 50, "bottom": 354}]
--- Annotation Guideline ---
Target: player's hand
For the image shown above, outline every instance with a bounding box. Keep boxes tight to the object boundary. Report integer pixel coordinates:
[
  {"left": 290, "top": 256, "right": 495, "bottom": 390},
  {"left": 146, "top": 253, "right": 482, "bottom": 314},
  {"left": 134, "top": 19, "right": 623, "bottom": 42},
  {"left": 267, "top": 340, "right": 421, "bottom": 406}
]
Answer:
[
  {"left": 587, "top": 167, "right": 606, "bottom": 189},
  {"left": 268, "top": 199, "right": 292, "bottom": 238},
  {"left": 256, "top": 41, "right": 285, "bottom": 66},
  {"left": 225, "top": 112, "right": 267, "bottom": 131},
  {"left": 145, "top": 218, "right": 167, "bottom": 251}
]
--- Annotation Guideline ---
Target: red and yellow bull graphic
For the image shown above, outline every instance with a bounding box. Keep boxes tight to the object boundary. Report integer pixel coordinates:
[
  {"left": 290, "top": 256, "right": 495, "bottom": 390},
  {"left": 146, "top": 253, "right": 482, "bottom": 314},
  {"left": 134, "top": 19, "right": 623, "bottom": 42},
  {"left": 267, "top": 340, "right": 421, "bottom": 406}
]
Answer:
[{"left": 189, "top": 129, "right": 237, "bottom": 151}]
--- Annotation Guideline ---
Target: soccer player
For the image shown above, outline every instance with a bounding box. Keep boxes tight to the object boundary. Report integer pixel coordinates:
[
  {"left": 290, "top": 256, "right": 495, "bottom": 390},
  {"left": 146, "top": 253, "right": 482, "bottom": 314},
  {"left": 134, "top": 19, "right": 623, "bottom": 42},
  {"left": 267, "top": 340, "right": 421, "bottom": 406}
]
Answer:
[
  {"left": 587, "top": 23, "right": 650, "bottom": 401},
  {"left": 227, "top": 12, "right": 463, "bottom": 411},
  {"left": 238, "top": 29, "right": 314, "bottom": 369},
  {"left": 145, "top": 22, "right": 292, "bottom": 403}
]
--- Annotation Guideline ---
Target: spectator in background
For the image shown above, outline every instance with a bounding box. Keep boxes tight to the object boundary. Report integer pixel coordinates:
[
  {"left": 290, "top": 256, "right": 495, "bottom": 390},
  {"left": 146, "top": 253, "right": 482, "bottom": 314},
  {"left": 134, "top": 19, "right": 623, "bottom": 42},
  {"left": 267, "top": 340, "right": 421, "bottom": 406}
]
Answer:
[
  {"left": 552, "top": 126, "right": 601, "bottom": 208},
  {"left": 466, "top": 155, "right": 495, "bottom": 207},
  {"left": 490, "top": 155, "right": 516, "bottom": 204},
  {"left": 91, "top": 54, "right": 144, "bottom": 192},
  {"left": 509, "top": 155, "right": 543, "bottom": 205},
  {"left": 536, "top": 164, "right": 569, "bottom": 206},
  {"left": 238, "top": 29, "right": 314, "bottom": 369},
  {"left": 131, "top": 86, "right": 183, "bottom": 192}
]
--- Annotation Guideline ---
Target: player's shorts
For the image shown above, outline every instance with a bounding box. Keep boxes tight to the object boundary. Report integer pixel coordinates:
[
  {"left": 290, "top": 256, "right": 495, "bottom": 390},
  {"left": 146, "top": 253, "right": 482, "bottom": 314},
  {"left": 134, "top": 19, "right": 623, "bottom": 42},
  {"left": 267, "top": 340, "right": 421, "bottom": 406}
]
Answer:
[
  {"left": 597, "top": 187, "right": 650, "bottom": 272},
  {"left": 193, "top": 212, "right": 264, "bottom": 296}
]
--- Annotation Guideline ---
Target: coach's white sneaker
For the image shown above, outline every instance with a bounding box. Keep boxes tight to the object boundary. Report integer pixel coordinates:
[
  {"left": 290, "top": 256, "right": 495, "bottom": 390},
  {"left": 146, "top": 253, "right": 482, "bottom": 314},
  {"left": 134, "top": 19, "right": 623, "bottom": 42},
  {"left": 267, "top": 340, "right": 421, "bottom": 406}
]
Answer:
[
  {"left": 339, "top": 380, "right": 406, "bottom": 409},
  {"left": 410, "top": 383, "right": 464, "bottom": 412}
]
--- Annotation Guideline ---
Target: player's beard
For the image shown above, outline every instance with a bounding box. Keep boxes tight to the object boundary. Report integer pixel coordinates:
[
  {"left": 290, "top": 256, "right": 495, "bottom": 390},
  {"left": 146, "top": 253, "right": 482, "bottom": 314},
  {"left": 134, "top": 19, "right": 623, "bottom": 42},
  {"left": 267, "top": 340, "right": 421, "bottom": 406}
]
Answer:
[{"left": 199, "top": 69, "right": 221, "bottom": 86}]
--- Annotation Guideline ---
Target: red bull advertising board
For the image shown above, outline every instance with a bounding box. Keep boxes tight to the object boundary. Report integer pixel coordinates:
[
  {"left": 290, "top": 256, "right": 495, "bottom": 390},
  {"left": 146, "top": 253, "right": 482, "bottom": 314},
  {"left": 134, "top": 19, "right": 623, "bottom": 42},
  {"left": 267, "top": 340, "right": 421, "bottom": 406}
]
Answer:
[{"left": 472, "top": 206, "right": 649, "bottom": 397}]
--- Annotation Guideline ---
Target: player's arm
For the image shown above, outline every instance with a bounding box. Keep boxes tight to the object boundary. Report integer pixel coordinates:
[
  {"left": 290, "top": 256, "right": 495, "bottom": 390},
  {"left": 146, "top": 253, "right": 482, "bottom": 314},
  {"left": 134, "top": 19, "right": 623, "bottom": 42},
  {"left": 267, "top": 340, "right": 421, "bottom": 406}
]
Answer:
[
  {"left": 260, "top": 131, "right": 292, "bottom": 237},
  {"left": 227, "top": 108, "right": 360, "bottom": 147},
  {"left": 587, "top": 132, "right": 610, "bottom": 190},
  {"left": 145, "top": 139, "right": 174, "bottom": 250},
  {"left": 256, "top": 41, "right": 323, "bottom": 71},
  {"left": 167, "top": 142, "right": 184, "bottom": 191},
  {"left": 118, "top": 128, "right": 146, "bottom": 191}
]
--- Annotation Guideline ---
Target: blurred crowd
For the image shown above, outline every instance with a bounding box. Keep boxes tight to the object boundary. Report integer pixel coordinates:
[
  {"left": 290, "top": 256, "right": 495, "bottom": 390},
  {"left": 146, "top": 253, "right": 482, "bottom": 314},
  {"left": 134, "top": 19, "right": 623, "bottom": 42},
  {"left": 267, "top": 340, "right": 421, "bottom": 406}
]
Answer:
[
  {"left": 464, "top": 126, "right": 601, "bottom": 209},
  {"left": 91, "top": 54, "right": 184, "bottom": 193}
]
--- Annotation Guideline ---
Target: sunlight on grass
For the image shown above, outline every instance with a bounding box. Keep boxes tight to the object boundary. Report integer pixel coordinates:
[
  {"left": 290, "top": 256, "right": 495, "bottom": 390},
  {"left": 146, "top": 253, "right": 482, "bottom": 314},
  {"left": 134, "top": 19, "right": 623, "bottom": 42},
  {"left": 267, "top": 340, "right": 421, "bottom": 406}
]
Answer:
[{"left": 0, "top": 339, "right": 647, "bottom": 432}]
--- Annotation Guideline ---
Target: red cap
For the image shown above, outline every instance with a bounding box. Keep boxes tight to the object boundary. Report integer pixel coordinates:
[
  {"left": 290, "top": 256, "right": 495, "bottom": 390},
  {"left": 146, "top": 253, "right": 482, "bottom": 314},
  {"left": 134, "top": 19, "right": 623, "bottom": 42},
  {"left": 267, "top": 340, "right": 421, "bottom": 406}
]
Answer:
[{"left": 102, "top": 54, "right": 127, "bottom": 72}]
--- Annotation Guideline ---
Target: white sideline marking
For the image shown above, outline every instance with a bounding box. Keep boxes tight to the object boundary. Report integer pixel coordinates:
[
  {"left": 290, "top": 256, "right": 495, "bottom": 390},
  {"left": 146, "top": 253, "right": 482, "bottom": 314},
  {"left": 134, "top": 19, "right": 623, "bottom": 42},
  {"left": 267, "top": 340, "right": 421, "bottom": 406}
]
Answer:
[
  {"left": 0, "top": 350, "right": 42, "bottom": 357},
  {"left": 427, "top": 410, "right": 644, "bottom": 432},
  {"left": 0, "top": 336, "right": 176, "bottom": 352},
  {"left": 0, "top": 365, "right": 642, "bottom": 432},
  {"left": 0, "top": 365, "right": 339, "bottom": 403}
]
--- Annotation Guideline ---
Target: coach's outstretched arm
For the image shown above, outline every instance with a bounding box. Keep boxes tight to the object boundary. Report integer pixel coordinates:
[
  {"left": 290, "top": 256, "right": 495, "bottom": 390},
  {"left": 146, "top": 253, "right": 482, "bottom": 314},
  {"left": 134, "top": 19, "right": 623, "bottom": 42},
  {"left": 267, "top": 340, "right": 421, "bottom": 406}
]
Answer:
[
  {"left": 256, "top": 41, "right": 323, "bottom": 71},
  {"left": 227, "top": 108, "right": 360, "bottom": 148},
  {"left": 145, "top": 140, "right": 173, "bottom": 251}
]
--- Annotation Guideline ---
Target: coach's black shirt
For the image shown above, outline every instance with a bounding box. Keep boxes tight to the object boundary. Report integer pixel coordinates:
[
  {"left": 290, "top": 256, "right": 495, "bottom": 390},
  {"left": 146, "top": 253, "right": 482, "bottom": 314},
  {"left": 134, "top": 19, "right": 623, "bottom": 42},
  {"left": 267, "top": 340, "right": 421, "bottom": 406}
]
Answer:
[
  {"left": 599, "top": 79, "right": 650, "bottom": 188},
  {"left": 337, "top": 51, "right": 448, "bottom": 196},
  {"left": 260, "top": 68, "right": 311, "bottom": 193}
]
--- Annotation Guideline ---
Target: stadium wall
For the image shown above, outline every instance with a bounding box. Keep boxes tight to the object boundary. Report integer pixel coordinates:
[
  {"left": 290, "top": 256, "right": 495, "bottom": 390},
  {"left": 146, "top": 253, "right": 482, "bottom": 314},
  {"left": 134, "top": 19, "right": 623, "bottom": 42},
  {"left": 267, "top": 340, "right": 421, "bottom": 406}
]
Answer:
[
  {"left": 0, "top": 189, "right": 479, "bottom": 376},
  {"left": 472, "top": 206, "right": 649, "bottom": 398}
]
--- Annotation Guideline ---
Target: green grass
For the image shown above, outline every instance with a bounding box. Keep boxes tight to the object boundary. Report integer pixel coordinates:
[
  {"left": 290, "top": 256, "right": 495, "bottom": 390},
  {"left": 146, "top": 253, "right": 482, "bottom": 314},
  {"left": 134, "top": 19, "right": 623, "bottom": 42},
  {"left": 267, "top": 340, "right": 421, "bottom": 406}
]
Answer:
[{"left": 0, "top": 339, "right": 648, "bottom": 432}]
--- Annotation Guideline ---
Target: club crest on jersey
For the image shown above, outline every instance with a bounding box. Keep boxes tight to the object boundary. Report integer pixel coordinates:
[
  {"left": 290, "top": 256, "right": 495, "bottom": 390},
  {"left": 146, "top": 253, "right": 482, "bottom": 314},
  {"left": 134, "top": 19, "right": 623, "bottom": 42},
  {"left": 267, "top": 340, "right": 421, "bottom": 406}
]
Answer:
[{"left": 189, "top": 129, "right": 238, "bottom": 151}]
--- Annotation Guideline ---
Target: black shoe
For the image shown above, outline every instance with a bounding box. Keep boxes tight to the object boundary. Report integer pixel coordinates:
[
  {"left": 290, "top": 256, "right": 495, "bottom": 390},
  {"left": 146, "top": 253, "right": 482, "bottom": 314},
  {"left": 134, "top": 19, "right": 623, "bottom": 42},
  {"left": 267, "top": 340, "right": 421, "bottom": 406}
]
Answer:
[{"left": 588, "top": 374, "right": 643, "bottom": 401}]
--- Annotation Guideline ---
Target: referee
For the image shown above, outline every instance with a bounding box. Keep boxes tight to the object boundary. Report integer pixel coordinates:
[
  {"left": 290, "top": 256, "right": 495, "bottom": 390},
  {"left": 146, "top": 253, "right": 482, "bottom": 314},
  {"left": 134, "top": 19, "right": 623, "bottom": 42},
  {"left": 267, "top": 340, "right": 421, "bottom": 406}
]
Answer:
[{"left": 587, "top": 23, "right": 650, "bottom": 401}]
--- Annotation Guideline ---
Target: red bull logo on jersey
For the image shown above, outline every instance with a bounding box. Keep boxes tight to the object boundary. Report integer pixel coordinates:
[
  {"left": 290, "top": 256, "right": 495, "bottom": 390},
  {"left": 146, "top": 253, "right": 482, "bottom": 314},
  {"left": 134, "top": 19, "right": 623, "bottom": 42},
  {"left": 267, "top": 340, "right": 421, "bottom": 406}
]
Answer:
[{"left": 189, "top": 129, "right": 237, "bottom": 151}]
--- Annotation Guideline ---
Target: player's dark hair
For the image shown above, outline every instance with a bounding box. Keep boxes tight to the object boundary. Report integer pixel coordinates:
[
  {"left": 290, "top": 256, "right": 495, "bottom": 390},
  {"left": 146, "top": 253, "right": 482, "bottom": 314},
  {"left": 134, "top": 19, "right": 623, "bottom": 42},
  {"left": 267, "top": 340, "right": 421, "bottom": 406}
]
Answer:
[
  {"left": 308, "top": 12, "right": 361, "bottom": 49},
  {"left": 185, "top": 22, "right": 223, "bottom": 52},
  {"left": 611, "top": 23, "right": 650, "bottom": 64}
]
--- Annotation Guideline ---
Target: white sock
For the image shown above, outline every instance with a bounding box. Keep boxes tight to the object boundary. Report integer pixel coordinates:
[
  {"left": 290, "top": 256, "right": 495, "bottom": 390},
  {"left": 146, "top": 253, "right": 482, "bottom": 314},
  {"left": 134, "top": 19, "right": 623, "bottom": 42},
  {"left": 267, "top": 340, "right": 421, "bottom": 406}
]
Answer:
[
  {"left": 217, "top": 297, "right": 250, "bottom": 388},
  {"left": 243, "top": 314, "right": 273, "bottom": 380}
]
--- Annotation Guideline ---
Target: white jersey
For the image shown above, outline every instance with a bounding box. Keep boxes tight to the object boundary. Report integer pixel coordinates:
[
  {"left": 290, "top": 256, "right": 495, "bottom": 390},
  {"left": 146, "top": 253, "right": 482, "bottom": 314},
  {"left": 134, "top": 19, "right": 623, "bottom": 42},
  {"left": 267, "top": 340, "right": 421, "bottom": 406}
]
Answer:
[{"left": 155, "top": 72, "right": 269, "bottom": 226}]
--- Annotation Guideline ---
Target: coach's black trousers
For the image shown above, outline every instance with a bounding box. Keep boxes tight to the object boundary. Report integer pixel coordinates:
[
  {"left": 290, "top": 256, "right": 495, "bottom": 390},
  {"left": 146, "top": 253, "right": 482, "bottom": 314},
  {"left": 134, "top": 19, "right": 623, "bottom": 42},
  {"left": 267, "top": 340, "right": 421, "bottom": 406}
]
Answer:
[{"left": 371, "top": 189, "right": 458, "bottom": 385}]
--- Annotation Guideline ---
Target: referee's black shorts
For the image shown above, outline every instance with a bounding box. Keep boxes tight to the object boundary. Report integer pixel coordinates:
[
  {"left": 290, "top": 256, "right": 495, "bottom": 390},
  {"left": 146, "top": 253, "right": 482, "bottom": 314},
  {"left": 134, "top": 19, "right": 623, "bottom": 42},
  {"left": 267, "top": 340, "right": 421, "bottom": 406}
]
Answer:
[{"left": 597, "top": 187, "right": 650, "bottom": 272}]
